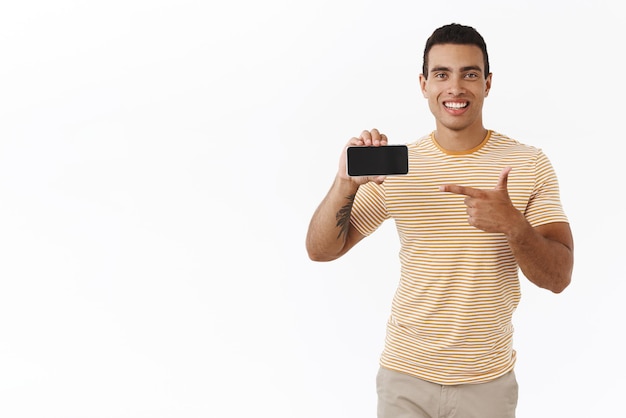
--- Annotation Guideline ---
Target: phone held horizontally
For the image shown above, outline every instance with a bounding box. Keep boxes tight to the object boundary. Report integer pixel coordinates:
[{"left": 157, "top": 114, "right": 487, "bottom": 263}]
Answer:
[{"left": 346, "top": 145, "right": 409, "bottom": 177}]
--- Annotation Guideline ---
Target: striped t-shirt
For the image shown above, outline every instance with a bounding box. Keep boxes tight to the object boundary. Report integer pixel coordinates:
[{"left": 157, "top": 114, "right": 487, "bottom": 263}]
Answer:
[{"left": 350, "top": 130, "right": 568, "bottom": 385}]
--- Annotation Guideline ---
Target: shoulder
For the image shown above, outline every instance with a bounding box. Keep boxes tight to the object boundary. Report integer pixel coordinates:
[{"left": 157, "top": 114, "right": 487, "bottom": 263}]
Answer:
[
  {"left": 406, "top": 132, "right": 433, "bottom": 147},
  {"left": 488, "top": 131, "right": 533, "bottom": 147},
  {"left": 405, "top": 132, "right": 436, "bottom": 156},
  {"left": 486, "top": 131, "right": 544, "bottom": 157}
]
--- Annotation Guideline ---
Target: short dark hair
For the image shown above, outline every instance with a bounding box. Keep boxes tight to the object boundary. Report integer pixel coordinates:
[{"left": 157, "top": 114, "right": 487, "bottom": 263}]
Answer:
[{"left": 422, "top": 23, "right": 490, "bottom": 79}]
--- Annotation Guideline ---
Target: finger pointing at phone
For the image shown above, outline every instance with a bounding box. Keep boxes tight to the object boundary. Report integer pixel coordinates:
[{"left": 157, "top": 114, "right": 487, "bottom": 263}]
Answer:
[{"left": 439, "top": 167, "right": 526, "bottom": 234}]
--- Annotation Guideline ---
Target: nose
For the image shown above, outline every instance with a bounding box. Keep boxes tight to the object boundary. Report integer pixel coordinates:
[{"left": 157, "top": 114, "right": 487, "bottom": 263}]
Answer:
[{"left": 447, "top": 75, "right": 466, "bottom": 95}]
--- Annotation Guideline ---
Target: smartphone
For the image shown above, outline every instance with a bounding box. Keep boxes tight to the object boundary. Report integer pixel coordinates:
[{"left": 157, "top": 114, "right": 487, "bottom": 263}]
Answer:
[{"left": 346, "top": 145, "right": 409, "bottom": 176}]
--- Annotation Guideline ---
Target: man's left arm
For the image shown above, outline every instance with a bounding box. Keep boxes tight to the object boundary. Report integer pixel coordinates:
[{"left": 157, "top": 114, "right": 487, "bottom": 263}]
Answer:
[
  {"left": 506, "top": 219, "right": 573, "bottom": 293},
  {"left": 440, "top": 166, "right": 574, "bottom": 293}
]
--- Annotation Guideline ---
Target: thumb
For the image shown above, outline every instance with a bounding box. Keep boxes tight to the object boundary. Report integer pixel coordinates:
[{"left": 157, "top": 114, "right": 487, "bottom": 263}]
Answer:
[{"left": 496, "top": 166, "right": 512, "bottom": 191}]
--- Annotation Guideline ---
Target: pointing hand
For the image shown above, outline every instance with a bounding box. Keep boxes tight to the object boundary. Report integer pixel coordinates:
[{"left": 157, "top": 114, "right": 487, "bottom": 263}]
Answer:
[{"left": 439, "top": 167, "right": 524, "bottom": 234}]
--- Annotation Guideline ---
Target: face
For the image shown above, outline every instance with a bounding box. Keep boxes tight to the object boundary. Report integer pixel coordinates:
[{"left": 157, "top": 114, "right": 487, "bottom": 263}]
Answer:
[{"left": 420, "top": 43, "right": 492, "bottom": 134}]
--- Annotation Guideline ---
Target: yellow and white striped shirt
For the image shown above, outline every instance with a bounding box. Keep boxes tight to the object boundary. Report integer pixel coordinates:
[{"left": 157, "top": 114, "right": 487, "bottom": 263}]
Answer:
[{"left": 350, "top": 131, "right": 568, "bottom": 385}]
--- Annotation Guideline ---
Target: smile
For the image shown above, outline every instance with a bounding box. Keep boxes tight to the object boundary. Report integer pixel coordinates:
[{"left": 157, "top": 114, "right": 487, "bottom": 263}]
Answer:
[{"left": 444, "top": 101, "right": 468, "bottom": 109}]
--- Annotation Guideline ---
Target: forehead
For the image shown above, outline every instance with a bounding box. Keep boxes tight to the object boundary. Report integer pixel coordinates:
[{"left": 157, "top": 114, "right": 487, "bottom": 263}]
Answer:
[{"left": 426, "top": 43, "right": 485, "bottom": 72}]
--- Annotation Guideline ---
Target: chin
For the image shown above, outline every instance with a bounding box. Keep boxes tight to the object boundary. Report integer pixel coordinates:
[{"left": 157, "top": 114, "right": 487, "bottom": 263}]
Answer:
[{"left": 442, "top": 122, "right": 472, "bottom": 132}]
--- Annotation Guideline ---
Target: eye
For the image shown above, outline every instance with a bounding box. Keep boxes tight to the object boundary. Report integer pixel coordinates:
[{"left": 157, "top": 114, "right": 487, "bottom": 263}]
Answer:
[
  {"left": 464, "top": 73, "right": 479, "bottom": 79},
  {"left": 434, "top": 73, "right": 447, "bottom": 79}
]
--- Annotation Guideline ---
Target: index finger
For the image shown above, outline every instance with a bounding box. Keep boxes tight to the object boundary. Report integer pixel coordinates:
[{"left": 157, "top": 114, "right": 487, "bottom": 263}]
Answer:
[{"left": 439, "top": 184, "right": 481, "bottom": 197}]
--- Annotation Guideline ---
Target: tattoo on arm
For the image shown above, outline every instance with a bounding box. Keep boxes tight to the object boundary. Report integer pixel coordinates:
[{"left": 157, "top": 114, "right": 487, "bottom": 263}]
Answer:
[{"left": 335, "top": 194, "right": 355, "bottom": 239}]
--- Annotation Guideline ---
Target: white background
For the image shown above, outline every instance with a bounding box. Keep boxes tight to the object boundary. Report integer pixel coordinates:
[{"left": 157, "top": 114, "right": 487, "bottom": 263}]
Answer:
[{"left": 0, "top": 1, "right": 623, "bottom": 417}]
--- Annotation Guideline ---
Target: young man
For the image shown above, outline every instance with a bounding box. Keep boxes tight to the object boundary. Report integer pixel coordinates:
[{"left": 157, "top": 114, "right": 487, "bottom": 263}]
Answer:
[{"left": 305, "top": 23, "right": 574, "bottom": 418}]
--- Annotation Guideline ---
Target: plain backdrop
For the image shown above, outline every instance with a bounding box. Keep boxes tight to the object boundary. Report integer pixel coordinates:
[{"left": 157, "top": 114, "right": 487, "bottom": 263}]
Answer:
[{"left": 0, "top": 1, "right": 623, "bottom": 417}]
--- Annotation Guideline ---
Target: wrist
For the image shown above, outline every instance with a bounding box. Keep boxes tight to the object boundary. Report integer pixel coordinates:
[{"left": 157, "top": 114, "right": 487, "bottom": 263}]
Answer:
[
  {"left": 334, "top": 174, "right": 361, "bottom": 193},
  {"left": 505, "top": 212, "right": 533, "bottom": 243}
]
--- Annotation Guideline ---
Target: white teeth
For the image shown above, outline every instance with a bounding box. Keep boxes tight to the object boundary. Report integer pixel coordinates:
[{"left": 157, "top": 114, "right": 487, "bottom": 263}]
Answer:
[{"left": 445, "top": 102, "right": 468, "bottom": 109}]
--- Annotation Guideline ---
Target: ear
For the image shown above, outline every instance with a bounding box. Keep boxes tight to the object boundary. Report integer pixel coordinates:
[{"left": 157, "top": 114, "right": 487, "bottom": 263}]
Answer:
[
  {"left": 419, "top": 73, "right": 428, "bottom": 98},
  {"left": 484, "top": 73, "right": 493, "bottom": 97}
]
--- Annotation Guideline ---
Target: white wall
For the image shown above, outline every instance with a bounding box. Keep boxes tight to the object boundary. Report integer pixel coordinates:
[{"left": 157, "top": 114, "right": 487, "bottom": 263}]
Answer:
[{"left": 0, "top": 1, "right": 622, "bottom": 417}]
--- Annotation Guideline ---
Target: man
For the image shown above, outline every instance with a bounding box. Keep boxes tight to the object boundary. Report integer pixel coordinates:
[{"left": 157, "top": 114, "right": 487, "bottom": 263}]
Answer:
[{"left": 305, "top": 23, "right": 574, "bottom": 418}]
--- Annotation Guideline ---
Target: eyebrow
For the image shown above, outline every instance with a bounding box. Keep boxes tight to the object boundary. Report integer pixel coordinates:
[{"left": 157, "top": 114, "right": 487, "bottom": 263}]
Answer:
[{"left": 430, "top": 65, "right": 483, "bottom": 74}]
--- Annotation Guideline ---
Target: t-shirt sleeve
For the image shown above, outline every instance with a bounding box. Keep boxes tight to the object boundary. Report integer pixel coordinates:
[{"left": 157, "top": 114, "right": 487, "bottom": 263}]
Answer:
[
  {"left": 525, "top": 150, "right": 569, "bottom": 227},
  {"left": 349, "top": 181, "right": 390, "bottom": 237}
]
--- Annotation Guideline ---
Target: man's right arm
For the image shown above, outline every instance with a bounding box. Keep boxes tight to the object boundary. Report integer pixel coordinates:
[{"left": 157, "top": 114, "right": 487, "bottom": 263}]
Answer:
[
  {"left": 305, "top": 129, "right": 388, "bottom": 262},
  {"left": 305, "top": 176, "right": 365, "bottom": 261}
]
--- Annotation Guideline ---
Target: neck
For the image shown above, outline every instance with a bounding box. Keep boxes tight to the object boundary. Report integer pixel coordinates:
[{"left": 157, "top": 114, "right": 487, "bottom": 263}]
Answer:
[{"left": 433, "top": 125, "right": 489, "bottom": 153}]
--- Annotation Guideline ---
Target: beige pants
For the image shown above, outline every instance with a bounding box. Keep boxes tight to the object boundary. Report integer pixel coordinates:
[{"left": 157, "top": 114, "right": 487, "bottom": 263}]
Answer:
[{"left": 377, "top": 367, "right": 518, "bottom": 418}]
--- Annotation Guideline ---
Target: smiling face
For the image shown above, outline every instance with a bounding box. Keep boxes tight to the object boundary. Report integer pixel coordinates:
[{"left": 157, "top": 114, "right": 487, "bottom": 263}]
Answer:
[{"left": 420, "top": 43, "right": 492, "bottom": 138}]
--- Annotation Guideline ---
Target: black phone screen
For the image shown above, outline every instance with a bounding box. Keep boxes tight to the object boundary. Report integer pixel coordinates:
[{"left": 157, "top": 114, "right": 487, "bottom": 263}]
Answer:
[{"left": 346, "top": 145, "right": 409, "bottom": 176}]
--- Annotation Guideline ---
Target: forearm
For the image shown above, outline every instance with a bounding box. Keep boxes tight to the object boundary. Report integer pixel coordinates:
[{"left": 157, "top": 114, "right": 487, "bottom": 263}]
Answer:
[
  {"left": 306, "top": 176, "right": 360, "bottom": 261},
  {"left": 506, "top": 220, "right": 574, "bottom": 293}
]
